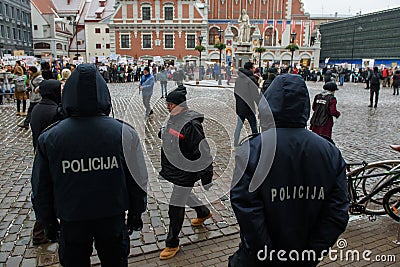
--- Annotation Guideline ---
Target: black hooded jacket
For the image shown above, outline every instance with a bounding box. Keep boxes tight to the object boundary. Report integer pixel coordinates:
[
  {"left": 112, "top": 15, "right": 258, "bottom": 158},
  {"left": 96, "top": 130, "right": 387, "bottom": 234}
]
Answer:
[
  {"left": 30, "top": 80, "right": 62, "bottom": 149},
  {"left": 230, "top": 74, "right": 349, "bottom": 266},
  {"left": 159, "top": 109, "right": 213, "bottom": 187},
  {"left": 234, "top": 68, "right": 261, "bottom": 116},
  {"left": 31, "top": 64, "right": 147, "bottom": 223}
]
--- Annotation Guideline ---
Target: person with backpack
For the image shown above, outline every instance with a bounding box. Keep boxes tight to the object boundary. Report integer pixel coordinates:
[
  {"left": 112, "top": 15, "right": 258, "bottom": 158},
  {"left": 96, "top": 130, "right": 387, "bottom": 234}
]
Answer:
[
  {"left": 392, "top": 69, "right": 400, "bottom": 95},
  {"left": 13, "top": 66, "right": 28, "bottom": 116},
  {"left": 18, "top": 66, "right": 43, "bottom": 129},
  {"left": 310, "top": 82, "right": 341, "bottom": 141},
  {"left": 369, "top": 67, "right": 383, "bottom": 108}
]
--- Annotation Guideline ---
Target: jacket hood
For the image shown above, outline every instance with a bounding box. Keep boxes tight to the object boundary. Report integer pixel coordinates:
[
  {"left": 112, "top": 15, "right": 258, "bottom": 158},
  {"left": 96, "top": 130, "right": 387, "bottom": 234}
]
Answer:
[
  {"left": 238, "top": 68, "right": 254, "bottom": 78},
  {"left": 261, "top": 74, "right": 310, "bottom": 128},
  {"left": 62, "top": 64, "right": 111, "bottom": 117},
  {"left": 39, "top": 80, "right": 62, "bottom": 104}
]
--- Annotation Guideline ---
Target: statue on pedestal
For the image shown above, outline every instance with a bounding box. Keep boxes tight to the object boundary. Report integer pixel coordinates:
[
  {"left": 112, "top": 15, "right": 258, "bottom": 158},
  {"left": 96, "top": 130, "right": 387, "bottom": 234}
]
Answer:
[{"left": 238, "top": 9, "right": 251, "bottom": 43}]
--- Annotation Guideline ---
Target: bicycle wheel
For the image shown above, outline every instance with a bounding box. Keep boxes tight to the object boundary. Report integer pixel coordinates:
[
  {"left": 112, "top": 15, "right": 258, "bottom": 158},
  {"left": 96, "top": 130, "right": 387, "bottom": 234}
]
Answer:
[
  {"left": 347, "top": 160, "right": 400, "bottom": 215},
  {"left": 361, "top": 161, "right": 400, "bottom": 203},
  {"left": 383, "top": 187, "right": 400, "bottom": 222}
]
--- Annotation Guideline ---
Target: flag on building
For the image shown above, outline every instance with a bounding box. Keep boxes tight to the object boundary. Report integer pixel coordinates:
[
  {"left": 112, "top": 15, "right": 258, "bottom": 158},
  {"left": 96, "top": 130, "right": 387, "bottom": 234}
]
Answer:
[
  {"left": 301, "top": 20, "right": 306, "bottom": 34},
  {"left": 291, "top": 20, "right": 296, "bottom": 33},
  {"left": 263, "top": 19, "right": 268, "bottom": 31},
  {"left": 310, "top": 21, "right": 315, "bottom": 33}
]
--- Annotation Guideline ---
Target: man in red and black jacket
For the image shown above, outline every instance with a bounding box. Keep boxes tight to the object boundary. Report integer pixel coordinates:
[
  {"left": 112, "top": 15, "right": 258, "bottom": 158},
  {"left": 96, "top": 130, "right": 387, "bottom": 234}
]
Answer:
[{"left": 159, "top": 85, "right": 214, "bottom": 260}]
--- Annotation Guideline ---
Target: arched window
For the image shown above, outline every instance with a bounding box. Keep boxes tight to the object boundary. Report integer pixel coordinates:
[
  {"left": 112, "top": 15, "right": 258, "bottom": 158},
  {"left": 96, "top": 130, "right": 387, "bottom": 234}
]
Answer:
[
  {"left": 231, "top": 27, "right": 238, "bottom": 42},
  {"left": 34, "top": 42, "right": 51, "bottom": 49},
  {"left": 208, "top": 27, "right": 219, "bottom": 45},
  {"left": 56, "top": 43, "right": 63, "bottom": 50},
  {"left": 264, "top": 28, "right": 276, "bottom": 46}
]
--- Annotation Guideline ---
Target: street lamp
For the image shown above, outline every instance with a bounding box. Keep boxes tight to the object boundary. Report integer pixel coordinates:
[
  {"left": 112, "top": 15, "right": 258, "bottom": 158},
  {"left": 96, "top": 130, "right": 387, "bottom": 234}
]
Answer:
[
  {"left": 69, "top": 20, "right": 78, "bottom": 60},
  {"left": 198, "top": 35, "right": 203, "bottom": 80},
  {"left": 218, "top": 28, "right": 224, "bottom": 85},
  {"left": 258, "top": 37, "right": 264, "bottom": 71},
  {"left": 350, "top": 23, "right": 363, "bottom": 75},
  {"left": 290, "top": 32, "right": 297, "bottom": 71}
]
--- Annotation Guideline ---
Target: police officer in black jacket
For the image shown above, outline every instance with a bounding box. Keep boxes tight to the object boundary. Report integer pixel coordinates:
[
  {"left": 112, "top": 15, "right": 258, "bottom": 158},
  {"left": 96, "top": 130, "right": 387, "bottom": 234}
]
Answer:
[
  {"left": 31, "top": 64, "right": 147, "bottom": 267},
  {"left": 229, "top": 74, "right": 349, "bottom": 266}
]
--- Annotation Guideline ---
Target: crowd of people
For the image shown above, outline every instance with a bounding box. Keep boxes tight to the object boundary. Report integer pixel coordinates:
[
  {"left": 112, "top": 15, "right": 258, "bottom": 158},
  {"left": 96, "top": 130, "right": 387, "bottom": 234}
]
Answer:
[{"left": 1, "top": 57, "right": 397, "bottom": 266}]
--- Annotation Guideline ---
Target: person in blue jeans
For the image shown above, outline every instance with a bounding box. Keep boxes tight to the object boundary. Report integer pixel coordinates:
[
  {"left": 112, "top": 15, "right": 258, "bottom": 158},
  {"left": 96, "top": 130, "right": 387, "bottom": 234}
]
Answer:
[
  {"left": 233, "top": 62, "right": 260, "bottom": 147},
  {"left": 139, "top": 66, "right": 155, "bottom": 119},
  {"left": 157, "top": 67, "right": 168, "bottom": 98},
  {"left": 338, "top": 67, "right": 345, "bottom": 86}
]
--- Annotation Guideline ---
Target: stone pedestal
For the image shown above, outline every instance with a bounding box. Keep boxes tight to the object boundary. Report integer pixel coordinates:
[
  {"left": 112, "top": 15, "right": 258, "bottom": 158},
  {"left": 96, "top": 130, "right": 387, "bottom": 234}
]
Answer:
[{"left": 235, "top": 43, "right": 253, "bottom": 69}]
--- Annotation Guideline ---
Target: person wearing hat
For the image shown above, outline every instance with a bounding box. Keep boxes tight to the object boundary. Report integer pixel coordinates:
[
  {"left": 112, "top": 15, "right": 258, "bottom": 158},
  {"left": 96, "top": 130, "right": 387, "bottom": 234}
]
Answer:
[
  {"left": 18, "top": 66, "right": 44, "bottom": 129},
  {"left": 310, "top": 81, "right": 341, "bottom": 141},
  {"left": 159, "top": 85, "right": 213, "bottom": 260}
]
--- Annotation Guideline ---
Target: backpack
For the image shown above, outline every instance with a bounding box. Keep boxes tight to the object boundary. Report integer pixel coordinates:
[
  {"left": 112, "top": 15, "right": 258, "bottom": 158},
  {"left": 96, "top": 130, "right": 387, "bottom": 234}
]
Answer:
[
  {"left": 14, "top": 76, "right": 26, "bottom": 93},
  {"left": 310, "top": 94, "right": 334, "bottom": 127},
  {"left": 370, "top": 73, "right": 380, "bottom": 85}
]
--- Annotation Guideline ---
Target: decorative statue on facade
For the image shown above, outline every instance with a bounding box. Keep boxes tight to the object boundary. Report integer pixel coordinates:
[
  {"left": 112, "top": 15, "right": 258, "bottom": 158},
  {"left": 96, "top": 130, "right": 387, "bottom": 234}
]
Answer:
[
  {"left": 316, "top": 28, "right": 321, "bottom": 42},
  {"left": 238, "top": 9, "right": 251, "bottom": 43}
]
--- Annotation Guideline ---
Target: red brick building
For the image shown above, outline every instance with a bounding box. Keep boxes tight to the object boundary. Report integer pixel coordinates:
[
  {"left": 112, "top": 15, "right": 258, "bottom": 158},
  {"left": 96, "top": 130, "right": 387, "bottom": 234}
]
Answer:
[
  {"left": 110, "top": 0, "right": 320, "bottom": 68},
  {"left": 109, "top": 0, "right": 207, "bottom": 65}
]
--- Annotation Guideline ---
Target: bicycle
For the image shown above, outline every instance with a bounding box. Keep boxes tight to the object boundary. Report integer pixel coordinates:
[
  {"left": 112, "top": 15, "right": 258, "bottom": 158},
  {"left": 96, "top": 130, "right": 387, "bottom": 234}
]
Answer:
[{"left": 346, "top": 145, "right": 400, "bottom": 221}]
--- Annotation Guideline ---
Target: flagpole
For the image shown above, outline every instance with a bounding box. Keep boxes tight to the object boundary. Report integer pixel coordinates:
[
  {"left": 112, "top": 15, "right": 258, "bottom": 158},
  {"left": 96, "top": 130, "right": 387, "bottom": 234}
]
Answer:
[{"left": 272, "top": 0, "right": 275, "bottom": 46}]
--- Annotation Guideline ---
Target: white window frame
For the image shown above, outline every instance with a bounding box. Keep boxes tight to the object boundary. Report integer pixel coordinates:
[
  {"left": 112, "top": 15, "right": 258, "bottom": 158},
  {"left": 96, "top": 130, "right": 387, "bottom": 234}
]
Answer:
[
  {"left": 141, "top": 4, "right": 152, "bottom": 21},
  {"left": 164, "top": 33, "right": 174, "bottom": 49},
  {"left": 185, "top": 33, "right": 196, "bottom": 49},
  {"left": 142, "top": 33, "right": 152, "bottom": 49},
  {"left": 163, "top": 4, "right": 174, "bottom": 21},
  {"left": 120, "top": 33, "right": 131, "bottom": 49}
]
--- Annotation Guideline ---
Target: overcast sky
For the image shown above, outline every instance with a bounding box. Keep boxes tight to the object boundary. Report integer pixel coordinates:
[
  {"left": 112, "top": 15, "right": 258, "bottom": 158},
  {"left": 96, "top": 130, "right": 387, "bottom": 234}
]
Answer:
[{"left": 301, "top": 0, "right": 400, "bottom": 16}]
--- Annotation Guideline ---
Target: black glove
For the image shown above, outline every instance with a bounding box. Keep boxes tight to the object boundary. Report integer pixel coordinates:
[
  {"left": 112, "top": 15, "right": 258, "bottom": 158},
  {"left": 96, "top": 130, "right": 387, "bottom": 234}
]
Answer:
[
  {"left": 44, "top": 220, "right": 60, "bottom": 243},
  {"left": 127, "top": 212, "right": 143, "bottom": 235}
]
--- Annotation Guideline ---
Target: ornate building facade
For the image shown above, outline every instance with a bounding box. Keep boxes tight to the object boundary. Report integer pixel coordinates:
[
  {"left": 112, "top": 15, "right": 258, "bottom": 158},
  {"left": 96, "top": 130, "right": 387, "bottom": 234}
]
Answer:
[
  {"left": 109, "top": 0, "right": 321, "bottom": 68},
  {"left": 109, "top": 0, "right": 208, "bottom": 65}
]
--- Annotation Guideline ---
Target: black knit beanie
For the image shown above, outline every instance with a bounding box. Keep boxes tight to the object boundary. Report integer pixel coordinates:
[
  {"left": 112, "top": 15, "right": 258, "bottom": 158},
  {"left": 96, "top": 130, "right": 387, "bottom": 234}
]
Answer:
[{"left": 166, "top": 85, "right": 187, "bottom": 105}]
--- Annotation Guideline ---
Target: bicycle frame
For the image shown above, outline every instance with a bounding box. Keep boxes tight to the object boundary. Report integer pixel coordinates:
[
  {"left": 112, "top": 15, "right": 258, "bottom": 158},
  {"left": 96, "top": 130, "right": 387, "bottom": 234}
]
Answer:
[{"left": 347, "top": 168, "right": 400, "bottom": 214}]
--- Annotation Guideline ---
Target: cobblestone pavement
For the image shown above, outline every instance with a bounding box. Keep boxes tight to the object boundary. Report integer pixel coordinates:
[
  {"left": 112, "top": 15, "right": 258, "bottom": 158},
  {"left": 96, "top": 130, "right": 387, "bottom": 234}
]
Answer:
[{"left": 0, "top": 80, "right": 399, "bottom": 266}]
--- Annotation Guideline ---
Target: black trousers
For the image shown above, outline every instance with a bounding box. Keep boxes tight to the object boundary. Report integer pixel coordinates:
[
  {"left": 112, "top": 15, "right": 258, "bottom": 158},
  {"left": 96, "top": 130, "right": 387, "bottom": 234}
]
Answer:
[
  {"left": 59, "top": 214, "right": 129, "bottom": 267},
  {"left": 393, "top": 85, "right": 399, "bottom": 95},
  {"left": 369, "top": 88, "right": 380, "bottom": 106},
  {"left": 23, "top": 102, "right": 38, "bottom": 126},
  {"left": 166, "top": 185, "right": 210, "bottom": 248},
  {"left": 16, "top": 99, "right": 26, "bottom": 113}
]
